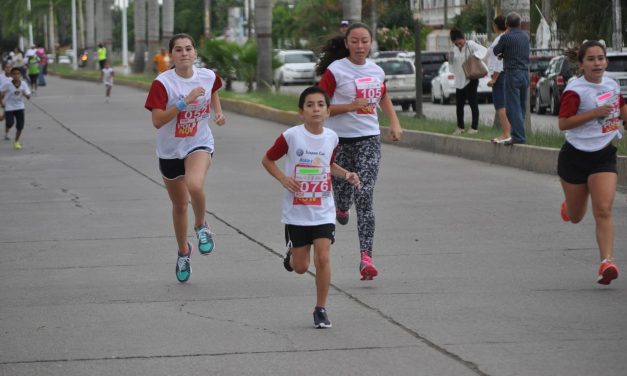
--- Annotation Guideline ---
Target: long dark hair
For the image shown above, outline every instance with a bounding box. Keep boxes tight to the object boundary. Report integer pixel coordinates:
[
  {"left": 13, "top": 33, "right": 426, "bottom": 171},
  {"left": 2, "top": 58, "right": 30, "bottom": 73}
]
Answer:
[{"left": 315, "top": 22, "right": 373, "bottom": 76}]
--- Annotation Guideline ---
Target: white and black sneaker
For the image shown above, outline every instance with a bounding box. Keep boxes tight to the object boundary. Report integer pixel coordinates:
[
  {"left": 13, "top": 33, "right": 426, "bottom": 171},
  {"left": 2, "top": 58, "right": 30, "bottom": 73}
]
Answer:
[
  {"left": 313, "top": 307, "right": 332, "bottom": 329},
  {"left": 283, "top": 249, "right": 294, "bottom": 272}
]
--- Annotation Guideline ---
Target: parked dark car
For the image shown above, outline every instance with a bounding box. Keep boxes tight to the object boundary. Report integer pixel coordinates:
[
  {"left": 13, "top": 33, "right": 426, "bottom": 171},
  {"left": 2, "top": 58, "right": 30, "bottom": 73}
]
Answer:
[
  {"left": 529, "top": 53, "right": 556, "bottom": 112},
  {"left": 419, "top": 51, "right": 448, "bottom": 93},
  {"left": 535, "top": 55, "right": 576, "bottom": 115}
]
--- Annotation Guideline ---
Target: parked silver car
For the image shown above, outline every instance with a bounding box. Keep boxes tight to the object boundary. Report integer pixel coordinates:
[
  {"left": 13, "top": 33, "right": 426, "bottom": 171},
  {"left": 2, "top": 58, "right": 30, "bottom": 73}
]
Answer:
[{"left": 374, "top": 57, "right": 416, "bottom": 111}]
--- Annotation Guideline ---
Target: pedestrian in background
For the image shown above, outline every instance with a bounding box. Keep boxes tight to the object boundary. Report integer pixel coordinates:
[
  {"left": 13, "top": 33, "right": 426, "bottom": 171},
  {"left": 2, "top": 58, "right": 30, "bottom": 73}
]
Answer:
[
  {"left": 493, "top": 12, "right": 530, "bottom": 145},
  {"left": 153, "top": 47, "right": 172, "bottom": 74},
  {"left": 1, "top": 67, "right": 31, "bottom": 149},
  {"left": 144, "top": 33, "right": 225, "bottom": 283},
  {"left": 487, "top": 15, "right": 512, "bottom": 144},
  {"left": 317, "top": 22, "right": 402, "bottom": 281},
  {"left": 557, "top": 40, "right": 627, "bottom": 285},
  {"left": 97, "top": 43, "right": 107, "bottom": 70},
  {"left": 449, "top": 28, "right": 487, "bottom": 135},
  {"left": 101, "top": 60, "right": 114, "bottom": 102}
]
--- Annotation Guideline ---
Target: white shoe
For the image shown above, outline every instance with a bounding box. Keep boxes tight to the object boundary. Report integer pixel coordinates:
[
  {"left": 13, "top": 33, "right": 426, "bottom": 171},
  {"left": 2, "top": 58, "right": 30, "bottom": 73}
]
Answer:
[
  {"left": 452, "top": 128, "right": 464, "bottom": 135},
  {"left": 467, "top": 128, "right": 478, "bottom": 134}
]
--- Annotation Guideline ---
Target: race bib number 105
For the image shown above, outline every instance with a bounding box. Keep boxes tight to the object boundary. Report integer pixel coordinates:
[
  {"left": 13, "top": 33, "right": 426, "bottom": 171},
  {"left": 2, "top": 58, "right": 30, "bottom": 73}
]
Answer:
[{"left": 355, "top": 76, "right": 382, "bottom": 115}]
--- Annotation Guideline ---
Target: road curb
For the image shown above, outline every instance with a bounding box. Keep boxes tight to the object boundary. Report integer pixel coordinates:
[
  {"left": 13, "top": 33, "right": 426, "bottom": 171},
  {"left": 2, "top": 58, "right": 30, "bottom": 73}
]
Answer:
[
  {"left": 51, "top": 72, "right": 627, "bottom": 188},
  {"left": 220, "top": 98, "right": 626, "bottom": 188}
]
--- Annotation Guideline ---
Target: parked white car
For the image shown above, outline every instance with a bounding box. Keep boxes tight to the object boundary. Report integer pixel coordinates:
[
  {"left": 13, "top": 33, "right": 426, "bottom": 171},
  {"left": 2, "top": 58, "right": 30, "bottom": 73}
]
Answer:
[
  {"left": 273, "top": 50, "right": 316, "bottom": 85},
  {"left": 430, "top": 62, "right": 492, "bottom": 104}
]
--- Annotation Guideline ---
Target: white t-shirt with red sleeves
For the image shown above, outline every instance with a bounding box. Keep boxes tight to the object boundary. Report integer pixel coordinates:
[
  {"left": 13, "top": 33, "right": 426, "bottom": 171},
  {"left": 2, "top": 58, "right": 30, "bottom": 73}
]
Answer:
[
  {"left": 0, "top": 79, "right": 30, "bottom": 111},
  {"left": 559, "top": 76, "right": 625, "bottom": 152},
  {"left": 145, "top": 67, "right": 222, "bottom": 159},
  {"left": 266, "top": 124, "right": 339, "bottom": 226},
  {"left": 318, "top": 58, "right": 386, "bottom": 139}
]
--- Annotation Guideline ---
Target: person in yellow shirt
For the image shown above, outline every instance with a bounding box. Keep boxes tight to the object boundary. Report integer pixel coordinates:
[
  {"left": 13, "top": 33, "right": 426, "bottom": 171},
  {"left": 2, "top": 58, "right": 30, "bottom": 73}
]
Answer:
[
  {"left": 153, "top": 47, "right": 172, "bottom": 74},
  {"left": 97, "top": 43, "right": 107, "bottom": 70}
]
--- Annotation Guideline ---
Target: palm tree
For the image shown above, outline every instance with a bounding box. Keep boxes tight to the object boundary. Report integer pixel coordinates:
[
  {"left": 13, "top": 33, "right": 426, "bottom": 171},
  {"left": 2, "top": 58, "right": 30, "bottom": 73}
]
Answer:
[
  {"left": 343, "top": 0, "right": 362, "bottom": 22},
  {"left": 255, "top": 0, "right": 273, "bottom": 91},
  {"left": 146, "top": 0, "right": 159, "bottom": 73},
  {"left": 133, "top": 0, "right": 146, "bottom": 73},
  {"left": 162, "top": 0, "right": 174, "bottom": 47},
  {"left": 77, "top": 0, "right": 84, "bottom": 51},
  {"left": 86, "top": 0, "right": 96, "bottom": 68},
  {"left": 95, "top": 0, "right": 103, "bottom": 47},
  {"left": 103, "top": 0, "right": 113, "bottom": 56},
  {"left": 204, "top": 0, "right": 211, "bottom": 39}
]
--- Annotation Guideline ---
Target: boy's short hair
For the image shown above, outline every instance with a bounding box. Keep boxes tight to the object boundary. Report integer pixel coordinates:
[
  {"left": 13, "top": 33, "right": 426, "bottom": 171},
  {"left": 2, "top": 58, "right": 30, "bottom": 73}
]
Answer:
[
  {"left": 298, "top": 86, "right": 330, "bottom": 109},
  {"left": 10, "top": 67, "right": 21, "bottom": 74}
]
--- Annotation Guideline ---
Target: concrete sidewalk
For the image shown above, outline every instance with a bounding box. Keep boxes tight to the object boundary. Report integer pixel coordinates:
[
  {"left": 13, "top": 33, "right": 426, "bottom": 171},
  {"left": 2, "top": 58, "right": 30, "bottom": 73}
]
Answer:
[{"left": 1, "top": 76, "right": 626, "bottom": 376}]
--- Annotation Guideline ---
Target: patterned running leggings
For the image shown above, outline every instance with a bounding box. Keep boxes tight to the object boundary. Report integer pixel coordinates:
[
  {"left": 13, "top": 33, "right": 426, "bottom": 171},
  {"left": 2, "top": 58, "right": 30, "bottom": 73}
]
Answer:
[{"left": 332, "top": 136, "right": 381, "bottom": 256}]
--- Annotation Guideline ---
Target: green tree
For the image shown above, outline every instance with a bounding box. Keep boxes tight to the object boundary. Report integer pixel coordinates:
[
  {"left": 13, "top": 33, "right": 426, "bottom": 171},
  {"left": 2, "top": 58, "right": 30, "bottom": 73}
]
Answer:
[{"left": 451, "top": 0, "right": 488, "bottom": 34}]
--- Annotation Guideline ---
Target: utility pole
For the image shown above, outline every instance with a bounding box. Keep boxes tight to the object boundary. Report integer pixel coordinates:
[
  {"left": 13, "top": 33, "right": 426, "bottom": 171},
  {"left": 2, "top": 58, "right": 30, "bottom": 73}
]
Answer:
[
  {"left": 413, "top": 0, "right": 424, "bottom": 118},
  {"left": 443, "top": 0, "right": 447, "bottom": 28}
]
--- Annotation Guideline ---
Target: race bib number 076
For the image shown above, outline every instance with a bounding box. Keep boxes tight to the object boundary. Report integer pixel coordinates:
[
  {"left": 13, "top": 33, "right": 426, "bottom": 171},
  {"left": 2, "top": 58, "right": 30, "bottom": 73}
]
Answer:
[{"left": 293, "top": 164, "right": 331, "bottom": 206}]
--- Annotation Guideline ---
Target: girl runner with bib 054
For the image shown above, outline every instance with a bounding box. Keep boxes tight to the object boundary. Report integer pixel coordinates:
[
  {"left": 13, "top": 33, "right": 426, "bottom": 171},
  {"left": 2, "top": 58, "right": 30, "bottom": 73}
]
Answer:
[
  {"left": 557, "top": 40, "right": 627, "bottom": 285},
  {"left": 317, "top": 22, "right": 403, "bottom": 281},
  {"left": 144, "top": 33, "right": 226, "bottom": 283}
]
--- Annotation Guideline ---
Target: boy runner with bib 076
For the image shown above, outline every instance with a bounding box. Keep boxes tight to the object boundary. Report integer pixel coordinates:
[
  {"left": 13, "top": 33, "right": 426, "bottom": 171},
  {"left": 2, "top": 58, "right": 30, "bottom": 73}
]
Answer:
[{"left": 262, "top": 86, "right": 360, "bottom": 328}]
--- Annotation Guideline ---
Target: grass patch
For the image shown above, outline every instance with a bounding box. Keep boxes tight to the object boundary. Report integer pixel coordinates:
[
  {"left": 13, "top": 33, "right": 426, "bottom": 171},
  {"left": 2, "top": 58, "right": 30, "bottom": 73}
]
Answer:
[{"left": 48, "top": 66, "right": 625, "bottom": 155}]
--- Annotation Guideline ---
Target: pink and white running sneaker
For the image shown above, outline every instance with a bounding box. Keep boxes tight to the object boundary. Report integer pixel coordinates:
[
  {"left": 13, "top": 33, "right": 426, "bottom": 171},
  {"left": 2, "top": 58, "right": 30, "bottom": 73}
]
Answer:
[{"left": 359, "top": 251, "right": 378, "bottom": 281}]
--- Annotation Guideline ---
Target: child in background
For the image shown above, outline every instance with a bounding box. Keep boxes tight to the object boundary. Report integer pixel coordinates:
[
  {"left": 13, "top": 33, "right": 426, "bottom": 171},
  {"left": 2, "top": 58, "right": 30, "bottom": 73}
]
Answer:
[
  {"left": 557, "top": 40, "right": 627, "bottom": 285},
  {"left": 262, "top": 86, "right": 360, "bottom": 328},
  {"left": 101, "top": 60, "right": 114, "bottom": 102},
  {"left": 0, "top": 67, "right": 31, "bottom": 149}
]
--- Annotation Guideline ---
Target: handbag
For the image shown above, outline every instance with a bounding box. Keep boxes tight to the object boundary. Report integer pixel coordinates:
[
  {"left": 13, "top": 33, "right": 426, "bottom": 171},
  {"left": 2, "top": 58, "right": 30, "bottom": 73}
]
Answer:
[{"left": 462, "top": 45, "right": 487, "bottom": 80}]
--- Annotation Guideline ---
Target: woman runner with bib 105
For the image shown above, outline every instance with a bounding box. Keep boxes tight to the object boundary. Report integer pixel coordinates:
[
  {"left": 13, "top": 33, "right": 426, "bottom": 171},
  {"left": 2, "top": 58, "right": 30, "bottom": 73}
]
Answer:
[
  {"left": 557, "top": 40, "right": 627, "bottom": 285},
  {"left": 317, "top": 22, "right": 403, "bottom": 281},
  {"left": 144, "top": 33, "right": 226, "bottom": 283}
]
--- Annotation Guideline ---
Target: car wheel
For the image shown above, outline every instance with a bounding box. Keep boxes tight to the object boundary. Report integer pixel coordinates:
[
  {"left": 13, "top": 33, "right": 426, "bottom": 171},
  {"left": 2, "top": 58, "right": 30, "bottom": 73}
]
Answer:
[
  {"left": 549, "top": 93, "right": 560, "bottom": 115},
  {"left": 411, "top": 101, "right": 416, "bottom": 111},
  {"left": 278, "top": 73, "right": 285, "bottom": 86},
  {"left": 401, "top": 103, "right": 410, "bottom": 111},
  {"left": 536, "top": 94, "right": 546, "bottom": 115},
  {"left": 442, "top": 87, "right": 450, "bottom": 104},
  {"left": 431, "top": 89, "right": 439, "bottom": 104}
]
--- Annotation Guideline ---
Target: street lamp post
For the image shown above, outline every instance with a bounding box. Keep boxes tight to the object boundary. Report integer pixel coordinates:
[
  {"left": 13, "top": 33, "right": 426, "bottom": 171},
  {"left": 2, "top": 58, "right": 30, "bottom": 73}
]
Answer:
[{"left": 72, "top": 0, "right": 78, "bottom": 70}]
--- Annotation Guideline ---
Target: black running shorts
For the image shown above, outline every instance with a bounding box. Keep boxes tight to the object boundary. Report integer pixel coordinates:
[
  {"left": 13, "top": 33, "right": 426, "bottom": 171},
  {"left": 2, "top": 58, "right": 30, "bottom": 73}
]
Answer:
[
  {"left": 557, "top": 141, "right": 617, "bottom": 184},
  {"left": 285, "top": 223, "right": 335, "bottom": 248},
  {"left": 158, "top": 146, "right": 212, "bottom": 180}
]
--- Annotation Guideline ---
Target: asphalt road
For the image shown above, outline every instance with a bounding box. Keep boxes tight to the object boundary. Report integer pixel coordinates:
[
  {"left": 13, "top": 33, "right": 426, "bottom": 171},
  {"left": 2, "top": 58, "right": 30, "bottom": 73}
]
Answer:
[{"left": 1, "top": 76, "right": 626, "bottom": 376}]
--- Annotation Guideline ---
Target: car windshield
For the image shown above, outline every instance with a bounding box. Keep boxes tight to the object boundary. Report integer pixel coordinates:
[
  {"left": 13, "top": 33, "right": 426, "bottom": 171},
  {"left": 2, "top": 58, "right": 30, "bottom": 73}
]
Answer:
[
  {"left": 284, "top": 53, "right": 314, "bottom": 64},
  {"left": 530, "top": 59, "right": 551, "bottom": 73},
  {"left": 378, "top": 61, "right": 414, "bottom": 75},
  {"left": 607, "top": 56, "right": 627, "bottom": 72},
  {"left": 421, "top": 54, "right": 446, "bottom": 64}
]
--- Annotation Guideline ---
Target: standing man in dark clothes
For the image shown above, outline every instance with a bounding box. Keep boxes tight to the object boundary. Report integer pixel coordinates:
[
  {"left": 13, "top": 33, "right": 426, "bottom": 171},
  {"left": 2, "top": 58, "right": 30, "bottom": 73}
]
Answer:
[{"left": 493, "top": 12, "right": 530, "bottom": 145}]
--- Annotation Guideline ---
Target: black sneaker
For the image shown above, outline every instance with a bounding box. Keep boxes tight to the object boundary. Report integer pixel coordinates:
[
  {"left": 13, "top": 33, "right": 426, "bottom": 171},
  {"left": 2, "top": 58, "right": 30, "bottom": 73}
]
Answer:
[
  {"left": 283, "top": 249, "right": 294, "bottom": 272},
  {"left": 175, "top": 242, "right": 192, "bottom": 283},
  {"left": 313, "top": 307, "right": 332, "bottom": 328}
]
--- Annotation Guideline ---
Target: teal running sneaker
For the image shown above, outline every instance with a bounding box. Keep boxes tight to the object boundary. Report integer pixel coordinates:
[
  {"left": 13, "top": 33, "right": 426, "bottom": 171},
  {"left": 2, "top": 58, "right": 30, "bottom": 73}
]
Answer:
[
  {"left": 175, "top": 242, "right": 192, "bottom": 283},
  {"left": 195, "top": 223, "right": 215, "bottom": 255}
]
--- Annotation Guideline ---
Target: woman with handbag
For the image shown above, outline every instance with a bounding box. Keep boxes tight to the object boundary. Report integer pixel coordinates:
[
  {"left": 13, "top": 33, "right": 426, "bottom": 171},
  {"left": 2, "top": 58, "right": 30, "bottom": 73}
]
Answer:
[{"left": 449, "top": 28, "right": 487, "bottom": 135}]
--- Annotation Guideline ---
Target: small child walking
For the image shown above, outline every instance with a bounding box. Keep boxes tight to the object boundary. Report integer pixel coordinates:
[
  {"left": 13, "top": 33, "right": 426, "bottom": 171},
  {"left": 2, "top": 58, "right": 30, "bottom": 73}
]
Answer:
[
  {"left": 262, "top": 86, "right": 360, "bottom": 328},
  {"left": 101, "top": 60, "right": 114, "bottom": 102},
  {"left": 1, "top": 67, "right": 31, "bottom": 149}
]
